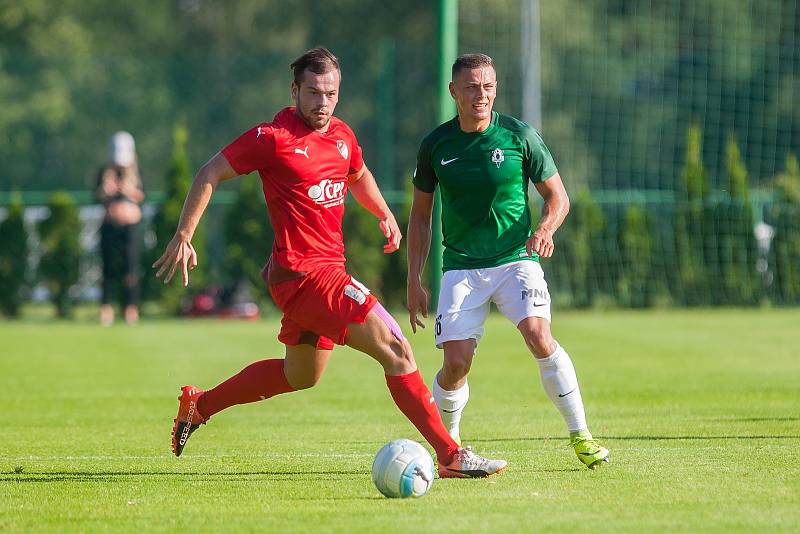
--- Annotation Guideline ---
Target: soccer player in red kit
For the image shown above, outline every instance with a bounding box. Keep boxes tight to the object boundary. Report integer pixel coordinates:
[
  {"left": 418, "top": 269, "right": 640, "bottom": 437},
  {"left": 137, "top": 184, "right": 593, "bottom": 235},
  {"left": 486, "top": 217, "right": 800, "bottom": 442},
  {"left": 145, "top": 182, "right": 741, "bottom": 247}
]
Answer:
[{"left": 153, "top": 47, "right": 506, "bottom": 478}]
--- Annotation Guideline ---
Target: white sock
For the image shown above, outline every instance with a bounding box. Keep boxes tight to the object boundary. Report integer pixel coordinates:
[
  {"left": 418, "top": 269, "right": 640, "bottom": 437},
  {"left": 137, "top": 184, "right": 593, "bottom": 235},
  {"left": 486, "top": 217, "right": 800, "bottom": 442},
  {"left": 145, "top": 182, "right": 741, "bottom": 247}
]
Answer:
[
  {"left": 536, "top": 343, "right": 588, "bottom": 433},
  {"left": 431, "top": 372, "right": 469, "bottom": 443}
]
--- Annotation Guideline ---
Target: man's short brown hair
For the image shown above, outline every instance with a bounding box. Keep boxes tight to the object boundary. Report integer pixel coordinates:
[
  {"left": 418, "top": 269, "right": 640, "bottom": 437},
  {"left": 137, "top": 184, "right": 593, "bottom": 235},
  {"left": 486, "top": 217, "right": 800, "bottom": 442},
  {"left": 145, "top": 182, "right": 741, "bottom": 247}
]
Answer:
[
  {"left": 452, "top": 53, "right": 494, "bottom": 79},
  {"left": 290, "top": 47, "right": 340, "bottom": 86}
]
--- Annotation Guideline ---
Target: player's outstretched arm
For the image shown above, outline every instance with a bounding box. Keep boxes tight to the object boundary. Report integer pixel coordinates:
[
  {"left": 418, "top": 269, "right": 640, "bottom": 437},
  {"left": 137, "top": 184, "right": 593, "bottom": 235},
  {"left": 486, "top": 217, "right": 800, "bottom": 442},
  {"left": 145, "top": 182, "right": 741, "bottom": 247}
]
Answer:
[
  {"left": 153, "top": 152, "right": 238, "bottom": 286},
  {"left": 528, "top": 172, "right": 570, "bottom": 258},
  {"left": 347, "top": 164, "right": 401, "bottom": 253},
  {"left": 406, "top": 187, "right": 434, "bottom": 333}
]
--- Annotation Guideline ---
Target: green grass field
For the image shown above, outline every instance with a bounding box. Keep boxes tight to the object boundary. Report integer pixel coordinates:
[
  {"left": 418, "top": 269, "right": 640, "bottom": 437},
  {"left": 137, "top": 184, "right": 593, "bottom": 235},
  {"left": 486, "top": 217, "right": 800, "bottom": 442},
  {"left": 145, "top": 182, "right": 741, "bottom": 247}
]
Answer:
[{"left": 2, "top": 310, "right": 798, "bottom": 532}]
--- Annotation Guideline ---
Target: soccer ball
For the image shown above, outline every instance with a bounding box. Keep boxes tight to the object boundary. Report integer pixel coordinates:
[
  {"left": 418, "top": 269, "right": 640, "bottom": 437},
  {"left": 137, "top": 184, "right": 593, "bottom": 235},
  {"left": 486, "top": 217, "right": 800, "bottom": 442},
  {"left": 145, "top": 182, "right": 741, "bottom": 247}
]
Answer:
[{"left": 371, "top": 439, "right": 435, "bottom": 498}]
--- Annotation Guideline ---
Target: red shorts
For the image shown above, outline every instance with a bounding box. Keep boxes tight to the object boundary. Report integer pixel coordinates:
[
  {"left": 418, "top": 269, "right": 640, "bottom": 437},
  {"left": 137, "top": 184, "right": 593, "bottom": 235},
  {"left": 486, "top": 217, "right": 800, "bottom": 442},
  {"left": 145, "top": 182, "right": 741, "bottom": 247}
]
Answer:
[{"left": 265, "top": 263, "right": 377, "bottom": 350}]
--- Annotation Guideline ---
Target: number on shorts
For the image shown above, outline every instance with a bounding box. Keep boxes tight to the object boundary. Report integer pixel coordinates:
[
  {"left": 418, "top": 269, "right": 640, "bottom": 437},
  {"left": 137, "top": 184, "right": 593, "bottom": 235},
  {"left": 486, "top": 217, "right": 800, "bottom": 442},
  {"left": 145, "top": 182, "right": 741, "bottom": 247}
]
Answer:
[{"left": 435, "top": 314, "right": 442, "bottom": 336}]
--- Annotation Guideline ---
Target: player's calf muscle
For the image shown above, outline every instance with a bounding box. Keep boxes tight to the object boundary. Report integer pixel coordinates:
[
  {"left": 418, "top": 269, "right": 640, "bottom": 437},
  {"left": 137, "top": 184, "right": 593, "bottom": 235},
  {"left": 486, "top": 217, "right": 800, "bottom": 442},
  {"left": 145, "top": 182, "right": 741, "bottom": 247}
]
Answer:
[
  {"left": 284, "top": 370, "right": 322, "bottom": 390},
  {"left": 378, "top": 337, "right": 416, "bottom": 375}
]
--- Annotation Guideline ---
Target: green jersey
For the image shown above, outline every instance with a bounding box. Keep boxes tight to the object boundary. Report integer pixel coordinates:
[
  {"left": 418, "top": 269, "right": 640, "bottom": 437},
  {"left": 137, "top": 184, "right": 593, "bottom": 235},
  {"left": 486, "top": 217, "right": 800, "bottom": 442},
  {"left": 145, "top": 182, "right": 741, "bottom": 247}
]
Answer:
[{"left": 413, "top": 111, "right": 558, "bottom": 272}]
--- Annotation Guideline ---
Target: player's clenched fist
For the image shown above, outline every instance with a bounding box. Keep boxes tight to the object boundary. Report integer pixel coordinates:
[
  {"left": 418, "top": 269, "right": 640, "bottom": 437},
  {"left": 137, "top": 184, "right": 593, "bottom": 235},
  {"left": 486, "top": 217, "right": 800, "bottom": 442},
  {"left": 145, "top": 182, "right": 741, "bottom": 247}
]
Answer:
[
  {"left": 380, "top": 214, "right": 402, "bottom": 253},
  {"left": 527, "top": 226, "right": 555, "bottom": 258}
]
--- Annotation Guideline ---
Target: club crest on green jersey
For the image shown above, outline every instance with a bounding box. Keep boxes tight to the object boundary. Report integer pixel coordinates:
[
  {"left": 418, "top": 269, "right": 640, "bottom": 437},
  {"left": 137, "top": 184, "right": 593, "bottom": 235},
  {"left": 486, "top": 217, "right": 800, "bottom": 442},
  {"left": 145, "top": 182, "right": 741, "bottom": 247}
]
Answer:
[{"left": 491, "top": 148, "right": 504, "bottom": 168}]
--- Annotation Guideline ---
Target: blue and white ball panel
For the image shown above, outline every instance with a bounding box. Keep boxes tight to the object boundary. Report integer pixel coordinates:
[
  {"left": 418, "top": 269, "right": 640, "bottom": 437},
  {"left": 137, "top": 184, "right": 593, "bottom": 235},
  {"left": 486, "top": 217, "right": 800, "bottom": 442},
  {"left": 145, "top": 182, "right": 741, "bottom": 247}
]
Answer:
[{"left": 371, "top": 439, "right": 434, "bottom": 498}]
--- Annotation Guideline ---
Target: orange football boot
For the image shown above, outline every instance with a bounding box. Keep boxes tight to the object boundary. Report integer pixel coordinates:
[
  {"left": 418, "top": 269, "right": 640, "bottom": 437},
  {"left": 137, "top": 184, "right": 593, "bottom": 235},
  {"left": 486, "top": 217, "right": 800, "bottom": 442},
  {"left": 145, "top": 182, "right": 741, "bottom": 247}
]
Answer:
[{"left": 171, "top": 386, "right": 207, "bottom": 457}]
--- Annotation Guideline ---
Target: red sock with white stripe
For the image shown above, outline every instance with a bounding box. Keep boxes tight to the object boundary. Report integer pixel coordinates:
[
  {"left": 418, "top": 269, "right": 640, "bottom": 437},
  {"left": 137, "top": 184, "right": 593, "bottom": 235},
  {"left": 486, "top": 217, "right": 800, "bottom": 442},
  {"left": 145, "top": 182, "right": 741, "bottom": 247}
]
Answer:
[
  {"left": 197, "top": 359, "right": 295, "bottom": 419},
  {"left": 385, "top": 369, "right": 460, "bottom": 465}
]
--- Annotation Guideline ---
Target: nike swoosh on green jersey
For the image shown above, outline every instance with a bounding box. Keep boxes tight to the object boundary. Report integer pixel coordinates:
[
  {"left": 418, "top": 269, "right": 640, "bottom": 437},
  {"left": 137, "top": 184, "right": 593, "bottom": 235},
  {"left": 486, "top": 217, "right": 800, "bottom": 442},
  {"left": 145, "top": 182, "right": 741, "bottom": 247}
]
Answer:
[{"left": 440, "top": 157, "right": 459, "bottom": 165}]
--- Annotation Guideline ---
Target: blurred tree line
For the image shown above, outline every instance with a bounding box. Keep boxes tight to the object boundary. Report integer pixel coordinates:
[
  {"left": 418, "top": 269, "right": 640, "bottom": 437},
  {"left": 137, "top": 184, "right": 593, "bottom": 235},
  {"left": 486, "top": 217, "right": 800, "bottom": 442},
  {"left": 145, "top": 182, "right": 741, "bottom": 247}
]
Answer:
[
  {"left": 3, "top": 123, "right": 799, "bottom": 318},
  {"left": 547, "top": 126, "right": 800, "bottom": 309},
  {"left": 2, "top": 1, "right": 796, "bottom": 193},
  {"left": 0, "top": 0, "right": 439, "bottom": 193},
  {"left": 1, "top": 0, "right": 799, "bottom": 315},
  {"left": 537, "top": 0, "right": 799, "bottom": 192}
]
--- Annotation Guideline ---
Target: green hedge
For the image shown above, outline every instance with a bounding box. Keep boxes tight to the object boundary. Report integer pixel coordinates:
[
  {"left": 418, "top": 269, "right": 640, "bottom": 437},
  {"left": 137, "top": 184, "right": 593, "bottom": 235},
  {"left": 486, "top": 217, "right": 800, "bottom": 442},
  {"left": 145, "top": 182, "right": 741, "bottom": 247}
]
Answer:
[
  {"left": 221, "top": 174, "right": 274, "bottom": 300},
  {"left": 144, "top": 124, "right": 205, "bottom": 314},
  {"left": 768, "top": 154, "right": 800, "bottom": 304},
  {"left": 38, "top": 192, "right": 81, "bottom": 317},
  {"left": 0, "top": 196, "right": 29, "bottom": 317},
  {"left": 3, "top": 129, "right": 798, "bottom": 315}
]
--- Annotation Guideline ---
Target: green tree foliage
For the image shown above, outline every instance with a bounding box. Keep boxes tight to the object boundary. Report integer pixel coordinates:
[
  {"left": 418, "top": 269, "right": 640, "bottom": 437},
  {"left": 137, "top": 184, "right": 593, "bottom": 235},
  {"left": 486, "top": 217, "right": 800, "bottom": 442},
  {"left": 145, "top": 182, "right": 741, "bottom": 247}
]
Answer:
[
  {"left": 222, "top": 175, "right": 273, "bottom": 298},
  {"left": 774, "top": 153, "right": 800, "bottom": 204},
  {"left": 0, "top": 0, "right": 796, "bottom": 197},
  {"left": 0, "top": 196, "right": 29, "bottom": 317},
  {"left": 1, "top": 1, "right": 797, "bottom": 312},
  {"left": 147, "top": 124, "right": 204, "bottom": 314},
  {"left": 537, "top": 0, "right": 799, "bottom": 191},
  {"left": 768, "top": 153, "right": 800, "bottom": 304},
  {"left": 38, "top": 192, "right": 81, "bottom": 317},
  {"left": 710, "top": 136, "right": 758, "bottom": 304},
  {"left": 684, "top": 125, "right": 710, "bottom": 202},
  {"left": 0, "top": 1, "right": 438, "bottom": 192},
  {"left": 552, "top": 190, "right": 605, "bottom": 308},
  {"left": 674, "top": 123, "right": 711, "bottom": 305},
  {"left": 725, "top": 135, "right": 750, "bottom": 203},
  {"left": 617, "top": 205, "right": 653, "bottom": 308}
]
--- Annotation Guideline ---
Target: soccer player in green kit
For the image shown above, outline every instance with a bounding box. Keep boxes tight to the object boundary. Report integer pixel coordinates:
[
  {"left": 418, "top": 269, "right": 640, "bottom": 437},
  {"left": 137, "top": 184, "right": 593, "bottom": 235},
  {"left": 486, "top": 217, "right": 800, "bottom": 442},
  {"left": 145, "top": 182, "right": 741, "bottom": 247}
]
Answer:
[{"left": 406, "top": 53, "right": 610, "bottom": 469}]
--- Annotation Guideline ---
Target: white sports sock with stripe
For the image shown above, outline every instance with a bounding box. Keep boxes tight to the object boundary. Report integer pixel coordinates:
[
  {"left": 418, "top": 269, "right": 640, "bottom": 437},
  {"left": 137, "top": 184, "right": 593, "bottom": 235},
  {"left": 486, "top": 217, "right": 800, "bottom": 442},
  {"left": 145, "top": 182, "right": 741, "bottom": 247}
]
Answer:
[
  {"left": 431, "top": 373, "right": 469, "bottom": 443},
  {"left": 536, "top": 343, "right": 588, "bottom": 433}
]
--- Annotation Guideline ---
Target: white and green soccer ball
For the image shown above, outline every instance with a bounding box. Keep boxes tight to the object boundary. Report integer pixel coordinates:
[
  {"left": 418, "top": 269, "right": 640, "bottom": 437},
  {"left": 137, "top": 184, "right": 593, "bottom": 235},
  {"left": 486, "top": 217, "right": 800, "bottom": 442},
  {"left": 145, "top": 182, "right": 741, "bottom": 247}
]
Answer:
[{"left": 371, "top": 439, "right": 435, "bottom": 498}]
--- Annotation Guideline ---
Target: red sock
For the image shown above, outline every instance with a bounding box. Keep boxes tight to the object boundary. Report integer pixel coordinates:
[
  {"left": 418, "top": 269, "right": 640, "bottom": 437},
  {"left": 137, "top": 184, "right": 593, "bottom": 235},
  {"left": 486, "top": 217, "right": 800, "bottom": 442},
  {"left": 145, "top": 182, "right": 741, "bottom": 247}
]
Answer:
[
  {"left": 197, "top": 359, "right": 294, "bottom": 419},
  {"left": 385, "top": 370, "right": 460, "bottom": 464}
]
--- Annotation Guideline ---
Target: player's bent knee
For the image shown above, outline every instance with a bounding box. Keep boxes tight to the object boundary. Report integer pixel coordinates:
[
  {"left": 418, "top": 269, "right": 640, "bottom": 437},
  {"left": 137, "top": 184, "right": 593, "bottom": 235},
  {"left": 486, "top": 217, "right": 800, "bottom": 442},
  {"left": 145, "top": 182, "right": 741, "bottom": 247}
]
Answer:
[
  {"left": 522, "top": 329, "right": 556, "bottom": 357},
  {"left": 443, "top": 353, "right": 471, "bottom": 377},
  {"left": 516, "top": 318, "right": 553, "bottom": 356},
  {"left": 442, "top": 342, "right": 474, "bottom": 379}
]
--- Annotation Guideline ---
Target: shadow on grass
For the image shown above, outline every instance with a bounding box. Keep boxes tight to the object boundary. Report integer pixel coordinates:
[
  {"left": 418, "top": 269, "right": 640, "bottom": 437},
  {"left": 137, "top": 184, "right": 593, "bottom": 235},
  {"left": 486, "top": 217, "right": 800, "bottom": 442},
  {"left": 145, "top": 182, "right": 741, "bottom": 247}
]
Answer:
[
  {"left": 333, "top": 427, "right": 799, "bottom": 447},
  {"left": 2, "top": 470, "right": 371, "bottom": 485},
  {"left": 468, "top": 435, "right": 799, "bottom": 443},
  {"left": 3, "top": 473, "right": 579, "bottom": 488}
]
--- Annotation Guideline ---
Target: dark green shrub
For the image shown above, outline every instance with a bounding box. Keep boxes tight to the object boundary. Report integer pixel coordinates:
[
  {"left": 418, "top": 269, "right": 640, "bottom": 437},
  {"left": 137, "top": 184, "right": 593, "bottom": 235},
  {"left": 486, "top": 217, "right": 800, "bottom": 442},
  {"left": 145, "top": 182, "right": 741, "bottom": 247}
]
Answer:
[
  {"left": 222, "top": 175, "right": 274, "bottom": 299},
  {"left": 0, "top": 196, "right": 29, "bottom": 317},
  {"left": 768, "top": 153, "right": 800, "bottom": 304},
  {"left": 617, "top": 204, "right": 653, "bottom": 308},
  {"left": 553, "top": 189, "right": 605, "bottom": 308},
  {"left": 711, "top": 136, "right": 758, "bottom": 305},
  {"left": 38, "top": 192, "right": 81, "bottom": 317},
  {"left": 674, "top": 122, "right": 711, "bottom": 306},
  {"left": 147, "top": 124, "right": 205, "bottom": 313}
]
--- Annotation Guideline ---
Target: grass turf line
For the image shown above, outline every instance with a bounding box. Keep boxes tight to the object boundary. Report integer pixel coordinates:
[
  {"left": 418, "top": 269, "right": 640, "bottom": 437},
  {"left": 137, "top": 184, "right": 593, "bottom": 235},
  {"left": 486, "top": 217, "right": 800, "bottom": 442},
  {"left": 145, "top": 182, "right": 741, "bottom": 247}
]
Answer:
[{"left": 1, "top": 310, "right": 798, "bottom": 532}]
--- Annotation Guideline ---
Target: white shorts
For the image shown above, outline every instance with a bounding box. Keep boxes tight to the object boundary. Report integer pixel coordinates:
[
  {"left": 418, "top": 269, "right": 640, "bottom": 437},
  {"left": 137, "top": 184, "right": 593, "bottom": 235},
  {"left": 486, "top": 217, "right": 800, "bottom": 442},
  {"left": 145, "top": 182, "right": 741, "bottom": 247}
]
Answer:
[{"left": 434, "top": 260, "right": 551, "bottom": 348}]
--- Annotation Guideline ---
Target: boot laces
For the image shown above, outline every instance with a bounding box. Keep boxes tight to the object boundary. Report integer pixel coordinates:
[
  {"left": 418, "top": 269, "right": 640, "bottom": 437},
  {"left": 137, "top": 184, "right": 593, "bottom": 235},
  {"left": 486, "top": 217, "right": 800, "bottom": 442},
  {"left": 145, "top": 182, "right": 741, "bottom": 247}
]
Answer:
[{"left": 458, "top": 446, "right": 490, "bottom": 470}]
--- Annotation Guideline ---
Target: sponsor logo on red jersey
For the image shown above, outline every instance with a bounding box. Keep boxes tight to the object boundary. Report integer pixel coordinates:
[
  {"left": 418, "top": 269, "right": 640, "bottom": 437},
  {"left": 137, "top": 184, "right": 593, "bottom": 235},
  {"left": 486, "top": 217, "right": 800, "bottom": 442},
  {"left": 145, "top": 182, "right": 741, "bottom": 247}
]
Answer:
[{"left": 307, "top": 178, "right": 346, "bottom": 208}]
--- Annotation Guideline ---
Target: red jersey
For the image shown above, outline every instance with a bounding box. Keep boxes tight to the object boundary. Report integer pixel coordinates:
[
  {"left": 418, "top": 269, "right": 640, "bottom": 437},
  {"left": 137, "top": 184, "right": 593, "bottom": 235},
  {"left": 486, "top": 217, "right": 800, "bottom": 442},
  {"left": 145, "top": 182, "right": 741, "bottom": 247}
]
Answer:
[{"left": 222, "top": 107, "right": 364, "bottom": 273}]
